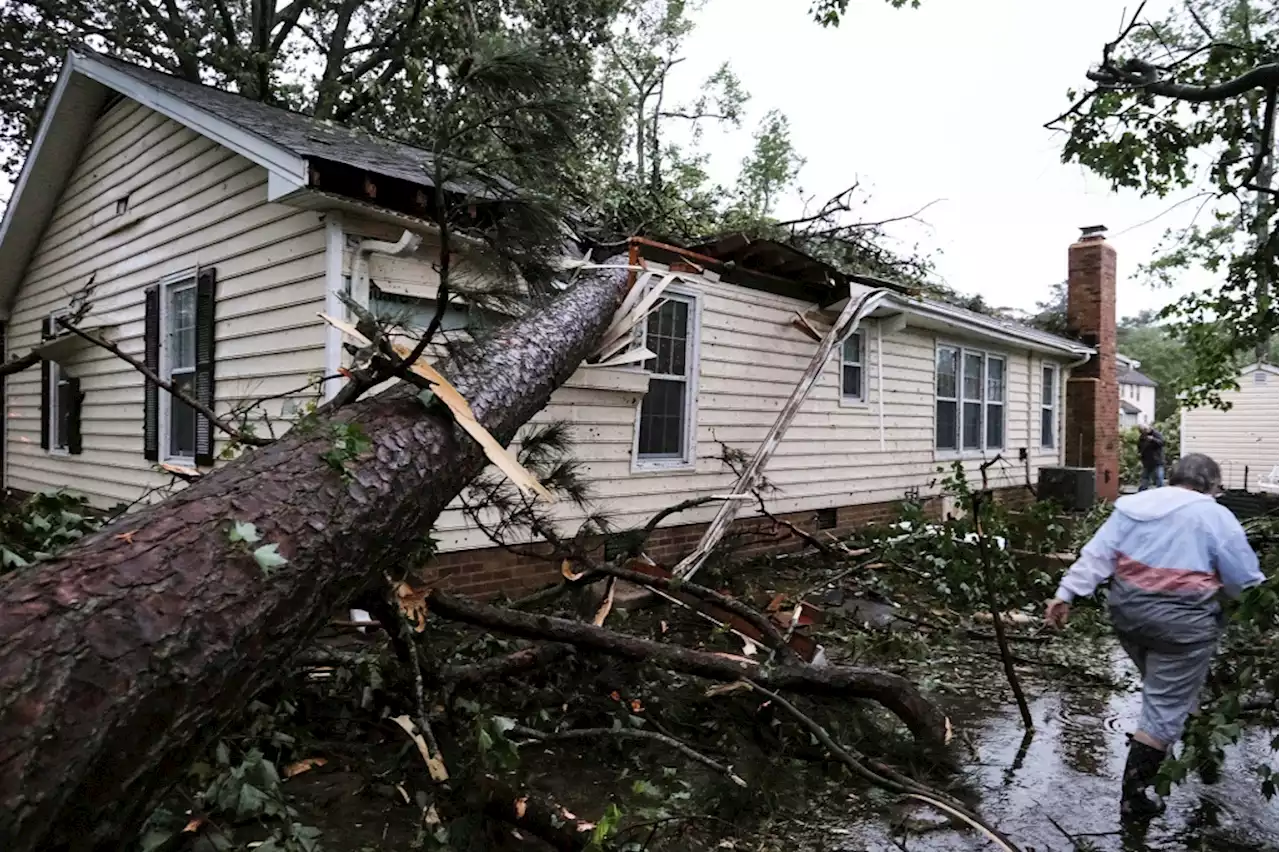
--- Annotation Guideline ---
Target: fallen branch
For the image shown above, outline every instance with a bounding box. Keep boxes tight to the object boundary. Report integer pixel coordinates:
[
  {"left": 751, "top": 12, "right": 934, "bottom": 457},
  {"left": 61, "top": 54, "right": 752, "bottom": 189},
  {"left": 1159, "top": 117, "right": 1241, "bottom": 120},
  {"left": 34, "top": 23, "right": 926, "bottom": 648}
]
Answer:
[
  {"left": 56, "top": 318, "right": 271, "bottom": 447},
  {"left": 975, "top": 458, "right": 1033, "bottom": 732},
  {"left": 511, "top": 724, "right": 747, "bottom": 787},
  {"left": 742, "top": 682, "right": 1017, "bottom": 852},
  {"left": 470, "top": 775, "right": 592, "bottom": 851},
  {"left": 426, "top": 590, "right": 949, "bottom": 745},
  {"left": 439, "top": 644, "right": 573, "bottom": 688}
]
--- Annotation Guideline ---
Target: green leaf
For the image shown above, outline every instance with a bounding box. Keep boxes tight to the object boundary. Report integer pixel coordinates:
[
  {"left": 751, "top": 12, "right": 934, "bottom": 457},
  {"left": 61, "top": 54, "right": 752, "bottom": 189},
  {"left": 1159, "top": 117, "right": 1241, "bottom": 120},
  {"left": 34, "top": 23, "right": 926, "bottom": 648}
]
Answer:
[
  {"left": 253, "top": 544, "right": 288, "bottom": 574},
  {"left": 1, "top": 548, "right": 29, "bottom": 569},
  {"left": 234, "top": 782, "right": 269, "bottom": 818},
  {"left": 228, "top": 521, "right": 261, "bottom": 544},
  {"left": 215, "top": 741, "right": 231, "bottom": 767},
  {"left": 631, "top": 779, "right": 661, "bottom": 798}
]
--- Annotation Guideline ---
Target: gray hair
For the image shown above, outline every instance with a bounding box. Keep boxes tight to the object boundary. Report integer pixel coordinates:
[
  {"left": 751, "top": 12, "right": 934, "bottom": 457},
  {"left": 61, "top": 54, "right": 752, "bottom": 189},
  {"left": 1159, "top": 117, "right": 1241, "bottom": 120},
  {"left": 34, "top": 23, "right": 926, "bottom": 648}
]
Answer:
[{"left": 1169, "top": 453, "right": 1222, "bottom": 494}]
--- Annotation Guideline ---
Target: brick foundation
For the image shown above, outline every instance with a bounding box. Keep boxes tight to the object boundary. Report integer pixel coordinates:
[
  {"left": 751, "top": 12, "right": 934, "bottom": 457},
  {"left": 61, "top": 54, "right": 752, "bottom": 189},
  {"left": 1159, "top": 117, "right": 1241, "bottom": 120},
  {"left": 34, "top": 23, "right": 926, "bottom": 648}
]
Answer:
[{"left": 420, "top": 491, "right": 1059, "bottom": 597}]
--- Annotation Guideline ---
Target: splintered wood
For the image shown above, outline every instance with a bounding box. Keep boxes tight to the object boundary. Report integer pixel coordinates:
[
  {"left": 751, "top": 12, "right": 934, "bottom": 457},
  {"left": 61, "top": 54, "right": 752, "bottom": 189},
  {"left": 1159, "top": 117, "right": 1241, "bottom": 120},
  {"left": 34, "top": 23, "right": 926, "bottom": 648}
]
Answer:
[{"left": 318, "top": 312, "right": 553, "bottom": 502}]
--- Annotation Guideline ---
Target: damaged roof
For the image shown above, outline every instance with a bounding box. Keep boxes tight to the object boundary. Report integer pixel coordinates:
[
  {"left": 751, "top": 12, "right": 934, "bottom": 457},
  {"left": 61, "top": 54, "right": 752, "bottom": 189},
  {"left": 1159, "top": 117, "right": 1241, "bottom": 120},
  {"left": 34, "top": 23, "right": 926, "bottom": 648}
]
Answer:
[{"left": 686, "top": 234, "right": 1093, "bottom": 357}]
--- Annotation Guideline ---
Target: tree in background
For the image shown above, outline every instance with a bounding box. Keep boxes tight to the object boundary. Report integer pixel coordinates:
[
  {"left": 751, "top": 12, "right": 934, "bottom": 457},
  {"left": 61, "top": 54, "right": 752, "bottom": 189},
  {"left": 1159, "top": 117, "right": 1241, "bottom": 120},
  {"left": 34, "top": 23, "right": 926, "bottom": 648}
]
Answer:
[
  {"left": 1050, "top": 0, "right": 1277, "bottom": 408},
  {"left": 732, "top": 109, "right": 805, "bottom": 220}
]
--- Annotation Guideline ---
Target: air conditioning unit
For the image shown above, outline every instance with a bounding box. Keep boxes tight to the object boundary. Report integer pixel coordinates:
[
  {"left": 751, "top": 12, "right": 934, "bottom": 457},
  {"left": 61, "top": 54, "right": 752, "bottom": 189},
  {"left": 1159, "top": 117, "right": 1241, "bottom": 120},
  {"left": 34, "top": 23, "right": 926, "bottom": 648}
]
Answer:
[{"left": 1038, "top": 466, "right": 1096, "bottom": 511}]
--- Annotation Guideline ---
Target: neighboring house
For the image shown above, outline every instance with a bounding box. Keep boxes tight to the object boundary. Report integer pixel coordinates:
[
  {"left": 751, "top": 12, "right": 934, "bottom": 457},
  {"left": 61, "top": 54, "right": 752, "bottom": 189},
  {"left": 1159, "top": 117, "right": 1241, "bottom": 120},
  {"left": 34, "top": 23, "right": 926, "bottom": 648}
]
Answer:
[
  {"left": 1116, "top": 353, "right": 1157, "bottom": 427},
  {"left": 0, "top": 51, "right": 1113, "bottom": 596},
  {"left": 1181, "top": 363, "right": 1280, "bottom": 492}
]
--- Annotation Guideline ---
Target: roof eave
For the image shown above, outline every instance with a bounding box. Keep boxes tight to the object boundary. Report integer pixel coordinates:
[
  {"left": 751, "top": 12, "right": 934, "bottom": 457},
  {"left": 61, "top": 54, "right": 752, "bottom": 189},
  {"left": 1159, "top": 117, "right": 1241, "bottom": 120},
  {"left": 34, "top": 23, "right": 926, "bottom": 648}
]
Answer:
[
  {"left": 884, "top": 294, "right": 1094, "bottom": 357},
  {"left": 0, "top": 51, "right": 312, "bottom": 318},
  {"left": 0, "top": 60, "right": 97, "bottom": 319}
]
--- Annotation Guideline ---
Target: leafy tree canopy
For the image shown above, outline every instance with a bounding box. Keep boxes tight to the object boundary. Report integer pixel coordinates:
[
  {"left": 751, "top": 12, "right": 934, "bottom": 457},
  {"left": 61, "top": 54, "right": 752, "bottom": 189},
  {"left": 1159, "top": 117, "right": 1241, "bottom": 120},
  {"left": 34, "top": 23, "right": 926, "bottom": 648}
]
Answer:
[{"left": 1049, "top": 0, "right": 1277, "bottom": 407}]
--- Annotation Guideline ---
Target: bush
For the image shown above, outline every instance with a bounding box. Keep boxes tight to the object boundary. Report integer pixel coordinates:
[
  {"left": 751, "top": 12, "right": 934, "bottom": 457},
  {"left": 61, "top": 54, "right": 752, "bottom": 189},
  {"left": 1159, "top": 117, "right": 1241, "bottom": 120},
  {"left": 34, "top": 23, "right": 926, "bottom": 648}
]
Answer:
[{"left": 0, "top": 490, "right": 105, "bottom": 574}]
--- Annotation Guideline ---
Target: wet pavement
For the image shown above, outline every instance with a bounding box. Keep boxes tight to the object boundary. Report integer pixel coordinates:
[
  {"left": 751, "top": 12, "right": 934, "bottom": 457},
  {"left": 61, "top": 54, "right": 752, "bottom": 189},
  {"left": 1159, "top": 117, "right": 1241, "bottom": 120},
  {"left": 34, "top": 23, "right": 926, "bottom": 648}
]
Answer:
[{"left": 833, "top": 646, "right": 1278, "bottom": 851}]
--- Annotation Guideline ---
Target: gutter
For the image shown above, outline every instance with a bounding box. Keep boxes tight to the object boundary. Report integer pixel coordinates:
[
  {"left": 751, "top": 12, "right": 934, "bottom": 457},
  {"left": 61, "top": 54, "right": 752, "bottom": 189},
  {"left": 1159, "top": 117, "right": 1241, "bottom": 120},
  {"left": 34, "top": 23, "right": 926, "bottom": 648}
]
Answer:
[{"left": 881, "top": 293, "right": 1095, "bottom": 358}]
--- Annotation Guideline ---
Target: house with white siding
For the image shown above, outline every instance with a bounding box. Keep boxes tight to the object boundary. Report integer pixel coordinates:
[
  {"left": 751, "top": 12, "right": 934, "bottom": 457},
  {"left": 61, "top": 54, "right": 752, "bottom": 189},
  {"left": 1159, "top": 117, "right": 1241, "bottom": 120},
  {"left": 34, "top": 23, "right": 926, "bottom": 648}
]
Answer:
[
  {"left": 1, "top": 51, "right": 1117, "bottom": 594},
  {"left": 1116, "top": 353, "right": 1157, "bottom": 427},
  {"left": 1181, "top": 363, "right": 1280, "bottom": 493}
]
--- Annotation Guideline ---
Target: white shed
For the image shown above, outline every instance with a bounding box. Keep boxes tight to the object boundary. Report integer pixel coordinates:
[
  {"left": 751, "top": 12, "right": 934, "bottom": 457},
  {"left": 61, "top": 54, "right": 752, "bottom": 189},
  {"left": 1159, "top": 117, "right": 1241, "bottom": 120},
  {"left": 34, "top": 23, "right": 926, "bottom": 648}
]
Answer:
[{"left": 1181, "top": 363, "right": 1280, "bottom": 492}]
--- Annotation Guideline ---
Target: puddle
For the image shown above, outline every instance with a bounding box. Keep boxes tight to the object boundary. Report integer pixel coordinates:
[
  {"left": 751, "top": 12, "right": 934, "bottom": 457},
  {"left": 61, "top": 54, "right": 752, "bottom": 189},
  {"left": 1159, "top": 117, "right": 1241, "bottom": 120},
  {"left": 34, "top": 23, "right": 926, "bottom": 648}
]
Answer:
[{"left": 830, "top": 645, "right": 1278, "bottom": 851}]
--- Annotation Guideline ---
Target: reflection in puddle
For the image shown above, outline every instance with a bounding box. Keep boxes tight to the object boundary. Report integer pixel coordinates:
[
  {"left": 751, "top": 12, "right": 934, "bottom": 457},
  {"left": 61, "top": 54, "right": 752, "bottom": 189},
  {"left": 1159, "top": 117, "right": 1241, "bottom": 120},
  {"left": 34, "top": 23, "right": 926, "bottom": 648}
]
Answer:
[{"left": 832, "top": 646, "right": 1278, "bottom": 851}]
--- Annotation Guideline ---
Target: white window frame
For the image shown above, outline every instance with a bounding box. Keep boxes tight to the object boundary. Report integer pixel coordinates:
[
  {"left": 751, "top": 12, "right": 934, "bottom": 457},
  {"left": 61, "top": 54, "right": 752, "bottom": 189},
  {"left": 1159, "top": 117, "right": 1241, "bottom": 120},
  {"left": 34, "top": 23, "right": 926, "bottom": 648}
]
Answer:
[
  {"left": 158, "top": 270, "right": 199, "bottom": 465},
  {"left": 1040, "top": 362, "right": 1059, "bottom": 449},
  {"left": 632, "top": 285, "right": 700, "bottom": 473},
  {"left": 838, "top": 329, "right": 868, "bottom": 406},
  {"left": 47, "top": 308, "right": 70, "bottom": 455},
  {"left": 934, "top": 340, "right": 1007, "bottom": 458}
]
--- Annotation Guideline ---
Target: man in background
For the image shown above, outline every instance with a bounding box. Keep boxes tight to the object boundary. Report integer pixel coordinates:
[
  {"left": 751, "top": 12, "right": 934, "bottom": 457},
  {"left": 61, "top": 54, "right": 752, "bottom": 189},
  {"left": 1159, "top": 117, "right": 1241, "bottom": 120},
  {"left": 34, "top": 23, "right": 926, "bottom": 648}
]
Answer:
[
  {"left": 1044, "top": 454, "right": 1263, "bottom": 819},
  {"left": 1137, "top": 424, "right": 1165, "bottom": 491}
]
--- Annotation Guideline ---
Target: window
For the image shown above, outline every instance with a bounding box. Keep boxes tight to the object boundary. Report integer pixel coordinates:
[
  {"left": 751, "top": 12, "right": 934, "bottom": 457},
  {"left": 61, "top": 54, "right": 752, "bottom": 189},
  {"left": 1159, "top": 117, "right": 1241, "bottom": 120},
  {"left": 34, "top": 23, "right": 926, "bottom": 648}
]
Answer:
[
  {"left": 163, "top": 280, "right": 199, "bottom": 460},
  {"left": 368, "top": 282, "right": 479, "bottom": 333},
  {"left": 935, "top": 344, "right": 1005, "bottom": 453},
  {"left": 1040, "top": 363, "right": 1058, "bottom": 448},
  {"left": 636, "top": 292, "right": 696, "bottom": 466},
  {"left": 40, "top": 310, "right": 82, "bottom": 455},
  {"left": 840, "top": 331, "right": 866, "bottom": 402}
]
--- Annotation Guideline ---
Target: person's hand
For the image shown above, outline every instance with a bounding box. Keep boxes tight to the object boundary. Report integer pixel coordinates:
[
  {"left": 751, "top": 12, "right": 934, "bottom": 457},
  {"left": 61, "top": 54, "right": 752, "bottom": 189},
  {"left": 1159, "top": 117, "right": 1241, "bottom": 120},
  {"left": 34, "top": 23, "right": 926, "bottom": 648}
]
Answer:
[{"left": 1044, "top": 598, "right": 1071, "bottom": 629}]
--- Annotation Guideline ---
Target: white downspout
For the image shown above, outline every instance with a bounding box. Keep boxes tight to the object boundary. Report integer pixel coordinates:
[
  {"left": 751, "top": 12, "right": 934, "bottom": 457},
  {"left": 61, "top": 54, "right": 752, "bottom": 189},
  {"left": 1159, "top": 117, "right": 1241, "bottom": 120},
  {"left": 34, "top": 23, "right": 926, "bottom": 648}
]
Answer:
[
  {"left": 352, "top": 229, "right": 423, "bottom": 309},
  {"left": 322, "top": 213, "right": 345, "bottom": 401},
  {"left": 1062, "top": 350, "right": 1093, "bottom": 466}
]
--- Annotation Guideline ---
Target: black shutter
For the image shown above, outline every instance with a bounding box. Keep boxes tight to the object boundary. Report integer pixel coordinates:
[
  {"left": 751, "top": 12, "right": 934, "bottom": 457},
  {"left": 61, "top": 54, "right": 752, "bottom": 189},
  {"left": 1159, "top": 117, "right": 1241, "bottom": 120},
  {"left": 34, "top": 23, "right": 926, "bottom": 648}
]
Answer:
[
  {"left": 66, "top": 376, "right": 83, "bottom": 455},
  {"left": 39, "top": 316, "right": 51, "bottom": 451},
  {"left": 194, "top": 267, "right": 217, "bottom": 466},
  {"left": 143, "top": 286, "right": 160, "bottom": 461}
]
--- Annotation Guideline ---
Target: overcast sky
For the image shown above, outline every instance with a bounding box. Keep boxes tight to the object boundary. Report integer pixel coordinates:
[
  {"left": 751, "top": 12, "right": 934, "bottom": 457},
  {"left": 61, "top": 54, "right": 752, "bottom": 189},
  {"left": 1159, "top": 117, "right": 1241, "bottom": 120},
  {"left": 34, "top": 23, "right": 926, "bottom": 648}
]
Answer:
[
  {"left": 0, "top": 0, "right": 1209, "bottom": 320},
  {"left": 665, "top": 0, "right": 1206, "bottom": 319}
]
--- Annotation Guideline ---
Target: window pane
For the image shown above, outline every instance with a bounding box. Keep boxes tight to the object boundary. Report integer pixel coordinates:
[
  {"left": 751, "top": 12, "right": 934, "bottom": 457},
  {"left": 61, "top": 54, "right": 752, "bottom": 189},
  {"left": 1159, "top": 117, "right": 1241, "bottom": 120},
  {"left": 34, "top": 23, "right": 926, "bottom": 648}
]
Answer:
[
  {"left": 55, "top": 376, "right": 70, "bottom": 450},
  {"left": 842, "top": 332, "right": 862, "bottom": 365},
  {"left": 936, "top": 347, "right": 957, "bottom": 398},
  {"left": 1042, "top": 366, "right": 1055, "bottom": 406},
  {"left": 638, "top": 378, "right": 685, "bottom": 458},
  {"left": 169, "top": 286, "right": 196, "bottom": 370},
  {"left": 645, "top": 299, "right": 689, "bottom": 377},
  {"left": 936, "top": 400, "right": 957, "bottom": 449},
  {"left": 1041, "top": 407, "right": 1054, "bottom": 448},
  {"left": 842, "top": 364, "right": 862, "bottom": 399},
  {"left": 962, "top": 401, "right": 982, "bottom": 449},
  {"left": 986, "top": 357, "right": 1005, "bottom": 403},
  {"left": 986, "top": 403, "right": 1003, "bottom": 448},
  {"left": 962, "top": 353, "right": 983, "bottom": 401},
  {"left": 169, "top": 372, "right": 198, "bottom": 457}
]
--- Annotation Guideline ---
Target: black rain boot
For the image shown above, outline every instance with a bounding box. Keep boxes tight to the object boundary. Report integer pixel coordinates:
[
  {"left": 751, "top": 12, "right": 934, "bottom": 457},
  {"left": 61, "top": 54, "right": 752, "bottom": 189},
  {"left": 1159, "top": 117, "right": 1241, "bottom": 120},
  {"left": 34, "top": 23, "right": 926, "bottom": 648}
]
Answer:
[{"left": 1121, "top": 738, "right": 1166, "bottom": 820}]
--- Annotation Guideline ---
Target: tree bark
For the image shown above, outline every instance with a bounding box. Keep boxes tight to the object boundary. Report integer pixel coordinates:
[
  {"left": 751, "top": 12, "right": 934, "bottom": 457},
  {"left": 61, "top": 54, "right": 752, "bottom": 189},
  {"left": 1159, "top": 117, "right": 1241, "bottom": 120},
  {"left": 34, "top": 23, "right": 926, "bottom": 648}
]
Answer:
[
  {"left": 427, "top": 590, "right": 950, "bottom": 746},
  {"left": 0, "top": 263, "right": 633, "bottom": 852}
]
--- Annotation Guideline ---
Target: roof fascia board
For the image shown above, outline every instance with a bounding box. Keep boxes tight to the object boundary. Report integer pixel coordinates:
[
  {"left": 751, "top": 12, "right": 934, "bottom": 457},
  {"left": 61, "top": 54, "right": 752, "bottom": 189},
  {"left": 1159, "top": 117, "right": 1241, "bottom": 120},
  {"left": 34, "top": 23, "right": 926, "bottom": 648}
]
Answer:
[
  {"left": 72, "top": 52, "right": 308, "bottom": 193},
  {"left": 0, "top": 61, "right": 94, "bottom": 319},
  {"left": 883, "top": 294, "right": 1094, "bottom": 357}
]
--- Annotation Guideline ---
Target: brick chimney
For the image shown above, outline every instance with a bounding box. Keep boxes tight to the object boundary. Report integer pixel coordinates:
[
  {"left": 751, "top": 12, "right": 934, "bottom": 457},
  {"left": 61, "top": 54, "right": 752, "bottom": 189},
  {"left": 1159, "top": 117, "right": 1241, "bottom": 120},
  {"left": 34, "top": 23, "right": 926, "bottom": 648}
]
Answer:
[{"left": 1065, "top": 225, "right": 1119, "bottom": 501}]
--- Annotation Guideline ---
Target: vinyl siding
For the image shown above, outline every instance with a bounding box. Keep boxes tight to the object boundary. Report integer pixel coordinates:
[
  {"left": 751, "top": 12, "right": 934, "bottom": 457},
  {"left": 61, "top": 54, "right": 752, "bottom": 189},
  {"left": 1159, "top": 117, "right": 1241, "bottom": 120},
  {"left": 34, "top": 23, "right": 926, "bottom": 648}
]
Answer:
[
  {"left": 354, "top": 246, "right": 1071, "bottom": 552},
  {"left": 1181, "top": 367, "right": 1280, "bottom": 491},
  {"left": 3, "top": 100, "right": 327, "bottom": 506}
]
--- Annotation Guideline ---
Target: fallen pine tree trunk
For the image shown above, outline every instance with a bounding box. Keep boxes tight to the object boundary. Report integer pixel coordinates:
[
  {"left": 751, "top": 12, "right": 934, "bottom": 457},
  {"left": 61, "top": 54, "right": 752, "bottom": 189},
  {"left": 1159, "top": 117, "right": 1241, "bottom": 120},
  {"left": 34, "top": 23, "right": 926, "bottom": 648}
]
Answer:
[
  {"left": 427, "top": 590, "right": 950, "bottom": 745},
  {"left": 0, "top": 262, "right": 635, "bottom": 852}
]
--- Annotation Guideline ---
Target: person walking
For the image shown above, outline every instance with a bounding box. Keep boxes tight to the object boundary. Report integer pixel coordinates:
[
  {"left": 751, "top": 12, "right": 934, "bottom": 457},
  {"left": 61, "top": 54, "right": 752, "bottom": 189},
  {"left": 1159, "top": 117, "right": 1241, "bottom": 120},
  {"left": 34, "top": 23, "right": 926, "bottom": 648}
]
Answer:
[
  {"left": 1043, "top": 454, "right": 1263, "bottom": 819},
  {"left": 1137, "top": 424, "right": 1165, "bottom": 491}
]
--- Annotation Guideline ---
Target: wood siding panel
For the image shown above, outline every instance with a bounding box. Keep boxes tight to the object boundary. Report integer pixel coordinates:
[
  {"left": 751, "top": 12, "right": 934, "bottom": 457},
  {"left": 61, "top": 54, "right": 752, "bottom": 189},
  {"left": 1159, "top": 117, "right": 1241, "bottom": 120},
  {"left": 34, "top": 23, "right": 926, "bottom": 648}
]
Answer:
[
  {"left": 417, "top": 265, "right": 1072, "bottom": 552},
  {"left": 1182, "top": 370, "right": 1279, "bottom": 491},
  {"left": 4, "top": 102, "right": 327, "bottom": 506}
]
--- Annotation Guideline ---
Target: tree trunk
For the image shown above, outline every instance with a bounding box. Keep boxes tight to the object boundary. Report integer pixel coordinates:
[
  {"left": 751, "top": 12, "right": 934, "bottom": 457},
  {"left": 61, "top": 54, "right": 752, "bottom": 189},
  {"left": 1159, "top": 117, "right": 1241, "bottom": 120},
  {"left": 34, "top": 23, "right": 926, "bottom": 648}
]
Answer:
[{"left": 0, "top": 263, "right": 633, "bottom": 852}]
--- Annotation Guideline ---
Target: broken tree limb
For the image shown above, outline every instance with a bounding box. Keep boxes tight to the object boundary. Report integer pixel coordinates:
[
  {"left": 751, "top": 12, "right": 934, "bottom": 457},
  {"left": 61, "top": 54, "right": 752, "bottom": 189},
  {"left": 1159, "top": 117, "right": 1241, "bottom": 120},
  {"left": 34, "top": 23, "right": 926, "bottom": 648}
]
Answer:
[
  {"left": 743, "top": 682, "right": 1017, "bottom": 852},
  {"left": 57, "top": 317, "right": 272, "bottom": 447},
  {"left": 0, "top": 259, "right": 635, "bottom": 852},
  {"left": 673, "top": 286, "right": 891, "bottom": 582},
  {"left": 426, "top": 590, "right": 949, "bottom": 745},
  {"left": 511, "top": 724, "right": 747, "bottom": 787}
]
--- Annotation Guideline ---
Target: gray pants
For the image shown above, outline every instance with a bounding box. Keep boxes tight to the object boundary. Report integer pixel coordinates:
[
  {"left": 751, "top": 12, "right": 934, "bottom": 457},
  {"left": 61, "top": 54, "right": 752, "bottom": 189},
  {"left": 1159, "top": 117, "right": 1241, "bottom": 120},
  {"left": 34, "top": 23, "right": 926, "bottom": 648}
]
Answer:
[{"left": 1118, "top": 634, "right": 1217, "bottom": 746}]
